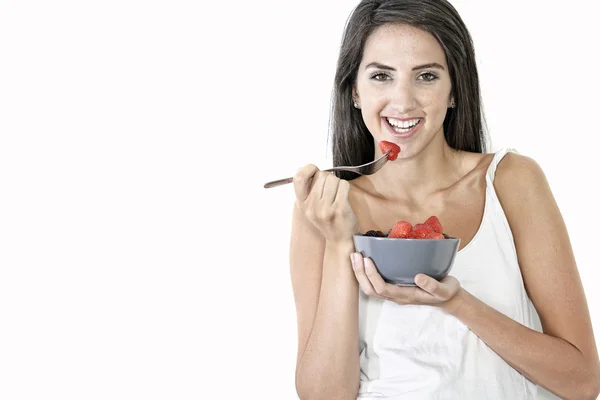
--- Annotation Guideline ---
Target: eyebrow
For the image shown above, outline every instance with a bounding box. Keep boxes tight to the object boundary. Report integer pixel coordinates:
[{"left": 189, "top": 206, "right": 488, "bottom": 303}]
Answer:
[{"left": 364, "top": 62, "right": 445, "bottom": 71}]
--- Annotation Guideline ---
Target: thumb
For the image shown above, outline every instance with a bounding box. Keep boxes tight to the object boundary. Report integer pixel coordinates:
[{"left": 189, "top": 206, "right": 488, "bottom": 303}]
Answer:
[
  {"left": 415, "top": 274, "right": 459, "bottom": 301},
  {"left": 414, "top": 274, "right": 438, "bottom": 295}
]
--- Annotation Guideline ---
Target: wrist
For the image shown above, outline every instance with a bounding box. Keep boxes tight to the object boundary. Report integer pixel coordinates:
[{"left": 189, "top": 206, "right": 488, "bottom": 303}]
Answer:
[
  {"left": 442, "top": 287, "right": 470, "bottom": 316},
  {"left": 323, "top": 238, "right": 359, "bottom": 285},
  {"left": 325, "top": 237, "right": 356, "bottom": 253}
]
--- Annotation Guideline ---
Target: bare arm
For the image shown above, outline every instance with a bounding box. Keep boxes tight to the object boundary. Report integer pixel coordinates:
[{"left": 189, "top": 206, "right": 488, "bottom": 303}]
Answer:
[
  {"left": 290, "top": 167, "right": 360, "bottom": 400},
  {"left": 444, "top": 153, "right": 600, "bottom": 400}
]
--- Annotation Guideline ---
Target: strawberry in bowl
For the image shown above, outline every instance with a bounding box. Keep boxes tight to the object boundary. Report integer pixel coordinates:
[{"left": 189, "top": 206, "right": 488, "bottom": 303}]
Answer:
[{"left": 353, "top": 216, "right": 460, "bottom": 285}]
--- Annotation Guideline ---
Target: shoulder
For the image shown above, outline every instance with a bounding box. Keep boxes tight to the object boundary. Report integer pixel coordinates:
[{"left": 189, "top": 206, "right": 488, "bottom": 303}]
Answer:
[
  {"left": 492, "top": 151, "right": 558, "bottom": 246},
  {"left": 494, "top": 151, "right": 550, "bottom": 199}
]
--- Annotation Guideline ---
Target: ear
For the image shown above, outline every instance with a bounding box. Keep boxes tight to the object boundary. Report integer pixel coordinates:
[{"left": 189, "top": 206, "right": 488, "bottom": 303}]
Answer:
[
  {"left": 352, "top": 86, "right": 361, "bottom": 109},
  {"left": 448, "top": 95, "right": 455, "bottom": 109}
]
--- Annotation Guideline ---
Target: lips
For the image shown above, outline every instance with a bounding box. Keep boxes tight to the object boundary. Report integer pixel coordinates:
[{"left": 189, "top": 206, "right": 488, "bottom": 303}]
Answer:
[{"left": 383, "top": 117, "right": 423, "bottom": 138}]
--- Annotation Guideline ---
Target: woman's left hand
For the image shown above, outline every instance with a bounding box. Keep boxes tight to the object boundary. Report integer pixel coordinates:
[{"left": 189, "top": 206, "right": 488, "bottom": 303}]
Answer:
[{"left": 350, "top": 252, "right": 461, "bottom": 306}]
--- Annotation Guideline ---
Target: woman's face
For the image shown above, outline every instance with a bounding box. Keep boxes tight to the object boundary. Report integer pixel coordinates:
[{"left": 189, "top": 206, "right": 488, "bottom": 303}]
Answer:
[{"left": 354, "top": 23, "right": 454, "bottom": 159}]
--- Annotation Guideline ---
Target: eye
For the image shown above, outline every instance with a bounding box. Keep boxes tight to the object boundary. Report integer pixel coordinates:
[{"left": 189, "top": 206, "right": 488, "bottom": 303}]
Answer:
[
  {"left": 418, "top": 72, "right": 439, "bottom": 82},
  {"left": 370, "top": 72, "right": 391, "bottom": 82}
]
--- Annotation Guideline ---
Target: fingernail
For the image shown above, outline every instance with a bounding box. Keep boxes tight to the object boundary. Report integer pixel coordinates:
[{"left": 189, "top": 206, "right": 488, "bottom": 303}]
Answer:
[{"left": 350, "top": 253, "right": 359, "bottom": 265}]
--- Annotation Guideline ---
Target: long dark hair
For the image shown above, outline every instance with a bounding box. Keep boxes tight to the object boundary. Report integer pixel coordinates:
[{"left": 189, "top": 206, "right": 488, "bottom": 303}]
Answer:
[{"left": 330, "top": 0, "right": 487, "bottom": 180}]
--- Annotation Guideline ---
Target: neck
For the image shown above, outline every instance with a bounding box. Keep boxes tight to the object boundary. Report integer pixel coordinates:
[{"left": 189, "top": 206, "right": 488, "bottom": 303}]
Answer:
[{"left": 362, "top": 138, "right": 465, "bottom": 202}]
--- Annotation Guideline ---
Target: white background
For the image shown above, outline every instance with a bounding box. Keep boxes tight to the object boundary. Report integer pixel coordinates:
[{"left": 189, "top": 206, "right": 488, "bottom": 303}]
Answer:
[{"left": 0, "top": 0, "right": 598, "bottom": 399}]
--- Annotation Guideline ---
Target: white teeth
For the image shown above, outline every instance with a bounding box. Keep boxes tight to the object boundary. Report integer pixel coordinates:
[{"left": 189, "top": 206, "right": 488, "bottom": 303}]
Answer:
[{"left": 386, "top": 118, "right": 420, "bottom": 128}]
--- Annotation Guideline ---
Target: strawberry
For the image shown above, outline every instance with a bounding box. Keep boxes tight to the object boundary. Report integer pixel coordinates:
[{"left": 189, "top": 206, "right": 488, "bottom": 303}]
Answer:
[
  {"left": 424, "top": 215, "right": 443, "bottom": 234},
  {"left": 388, "top": 220, "right": 412, "bottom": 238},
  {"left": 411, "top": 223, "right": 434, "bottom": 239},
  {"left": 424, "top": 231, "right": 445, "bottom": 239},
  {"left": 378, "top": 141, "right": 401, "bottom": 161}
]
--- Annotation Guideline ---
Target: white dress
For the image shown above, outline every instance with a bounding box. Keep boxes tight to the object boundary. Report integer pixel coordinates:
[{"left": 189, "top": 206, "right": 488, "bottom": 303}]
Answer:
[{"left": 357, "top": 149, "right": 559, "bottom": 399}]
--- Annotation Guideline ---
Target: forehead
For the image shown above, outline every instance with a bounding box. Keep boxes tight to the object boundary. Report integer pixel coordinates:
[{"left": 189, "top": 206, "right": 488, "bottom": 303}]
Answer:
[{"left": 361, "top": 23, "right": 447, "bottom": 68}]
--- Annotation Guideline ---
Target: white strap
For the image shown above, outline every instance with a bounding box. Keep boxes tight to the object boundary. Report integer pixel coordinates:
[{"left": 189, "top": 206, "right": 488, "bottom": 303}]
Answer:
[{"left": 486, "top": 148, "right": 519, "bottom": 182}]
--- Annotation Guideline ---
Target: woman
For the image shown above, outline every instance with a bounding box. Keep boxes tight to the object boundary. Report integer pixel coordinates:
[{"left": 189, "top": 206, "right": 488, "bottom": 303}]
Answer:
[{"left": 289, "top": 0, "right": 600, "bottom": 399}]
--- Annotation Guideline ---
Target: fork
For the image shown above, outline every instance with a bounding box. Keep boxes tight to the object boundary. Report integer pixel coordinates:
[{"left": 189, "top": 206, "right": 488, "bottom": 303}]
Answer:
[{"left": 263, "top": 151, "right": 391, "bottom": 189}]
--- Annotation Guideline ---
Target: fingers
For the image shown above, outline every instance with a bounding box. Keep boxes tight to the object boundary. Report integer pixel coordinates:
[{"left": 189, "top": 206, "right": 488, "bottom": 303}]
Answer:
[
  {"left": 351, "top": 255, "right": 399, "bottom": 300},
  {"left": 333, "top": 179, "right": 350, "bottom": 206},
  {"left": 295, "top": 165, "right": 346, "bottom": 207},
  {"left": 362, "top": 257, "right": 390, "bottom": 297},
  {"left": 350, "top": 253, "right": 379, "bottom": 297},
  {"left": 321, "top": 173, "right": 340, "bottom": 204},
  {"left": 363, "top": 261, "right": 422, "bottom": 304},
  {"left": 350, "top": 253, "right": 407, "bottom": 300},
  {"left": 354, "top": 262, "right": 460, "bottom": 306},
  {"left": 308, "top": 171, "right": 330, "bottom": 201},
  {"left": 293, "top": 164, "right": 319, "bottom": 202}
]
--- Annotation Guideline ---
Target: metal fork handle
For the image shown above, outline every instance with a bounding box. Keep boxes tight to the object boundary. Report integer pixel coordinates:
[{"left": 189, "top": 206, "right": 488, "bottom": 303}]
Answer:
[
  {"left": 263, "top": 151, "right": 391, "bottom": 189},
  {"left": 263, "top": 167, "right": 356, "bottom": 189},
  {"left": 263, "top": 177, "right": 295, "bottom": 188}
]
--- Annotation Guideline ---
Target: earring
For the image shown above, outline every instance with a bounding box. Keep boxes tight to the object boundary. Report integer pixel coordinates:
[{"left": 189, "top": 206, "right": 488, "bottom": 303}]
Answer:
[
  {"left": 353, "top": 101, "right": 359, "bottom": 108},
  {"left": 449, "top": 99, "right": 456, "bottom": 108}
]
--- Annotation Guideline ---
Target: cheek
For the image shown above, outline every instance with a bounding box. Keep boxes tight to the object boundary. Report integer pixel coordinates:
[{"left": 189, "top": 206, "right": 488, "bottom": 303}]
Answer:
[
  {"left": 416, "top": 90, "right": 442, "bottom": 106},
  {"left": 356, "top": 79, "right": 386, "bottom": 101},
  {"left": 418, "top": 92, "right": 449, "bottom": 116},
  {"left": 359, "top": 87, "right": 388, "bottom": 110}
]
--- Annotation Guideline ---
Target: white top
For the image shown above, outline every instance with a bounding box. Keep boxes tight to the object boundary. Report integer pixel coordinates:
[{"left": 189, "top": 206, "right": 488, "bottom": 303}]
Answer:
[{"left": 357, "top": 149, "right": 559, "bottom": 399}]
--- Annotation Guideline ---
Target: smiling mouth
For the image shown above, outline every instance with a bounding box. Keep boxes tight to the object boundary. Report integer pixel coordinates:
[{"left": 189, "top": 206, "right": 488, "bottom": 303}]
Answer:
[{"left": 385, "top": 117, "right": 422, "bottom": 133}]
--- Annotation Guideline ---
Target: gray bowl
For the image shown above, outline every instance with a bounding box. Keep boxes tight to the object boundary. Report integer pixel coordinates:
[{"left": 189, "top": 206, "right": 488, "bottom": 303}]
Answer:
[{"left": 353, "top": 234, "right": 460, "bottom": 285}]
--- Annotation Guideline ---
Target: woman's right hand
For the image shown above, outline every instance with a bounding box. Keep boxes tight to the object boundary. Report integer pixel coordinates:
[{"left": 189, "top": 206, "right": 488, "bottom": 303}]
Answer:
[{"left": 293, "top": 164, "right": 359, "bottom": 243}]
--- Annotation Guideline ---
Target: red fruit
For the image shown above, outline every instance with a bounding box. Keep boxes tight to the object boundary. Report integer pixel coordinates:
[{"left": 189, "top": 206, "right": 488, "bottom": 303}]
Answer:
[
  {"left": 379, "top": 141, "right": 401, "bottom": 161},
  {"left": 411, "top": 223, "right": 434, "bottom": 239},
  {"left": 424, "top": 216, "right": 443, "bottom": 234},
  {"left": 425, "top": 231, "right": 445, "bottom": 239},
  {"left": 389, "top": 220, "right": 412, "bottom": 238}
]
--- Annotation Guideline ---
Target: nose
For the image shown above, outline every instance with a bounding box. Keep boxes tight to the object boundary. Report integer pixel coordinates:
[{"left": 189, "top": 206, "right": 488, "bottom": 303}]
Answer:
[{"left": 389, "top": 82, "right": 417, "bottom": 114}]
